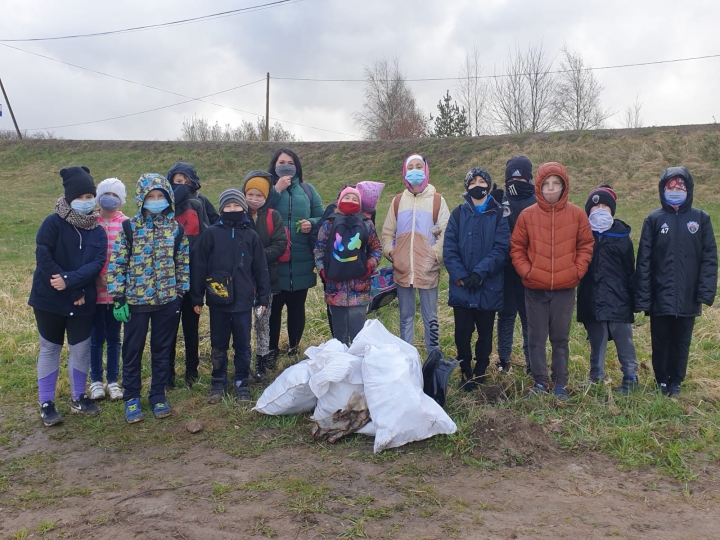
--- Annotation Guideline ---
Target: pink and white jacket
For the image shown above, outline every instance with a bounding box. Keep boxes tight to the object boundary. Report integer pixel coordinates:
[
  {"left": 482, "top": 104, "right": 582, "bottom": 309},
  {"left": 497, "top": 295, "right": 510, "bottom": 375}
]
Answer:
[{"left": 96, "top": 211, "right": 128, "bottom": 304}]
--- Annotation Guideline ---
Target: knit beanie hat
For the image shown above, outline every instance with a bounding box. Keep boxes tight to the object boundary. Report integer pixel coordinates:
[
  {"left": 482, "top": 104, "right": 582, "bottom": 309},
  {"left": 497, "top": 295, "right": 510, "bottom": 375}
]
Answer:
[
  {"left": 464, "top": 167, "right": 492, "bottom": 190},
  {"left": 242, "top": 170, "right": 272, "bottom": 199},
  {"left": 505, "top": 156, "right": 533, "bottom": 183},
  {"left": 338, "top": 185, "right": 362, "bottom": 206},
  {"left": 61, "top": 166, "right": 96, "bottom": 202},
  {"left": 96, "top": 177, "right": 127, "bottom": 205},
  {"left": 356, "top": 181, "right": 385, "bottom": 213},
  {"left": 665, "top": 176, "right": 687, "bottom": 192},
  {"left": 585, "top": 184, "right": 617, "bottom": 216},
  {"left": 219, "top": 188, "right": 247, "bottom": 212},
  {"left": 489, "top": 184, "right": 504, "bottom": 202}
]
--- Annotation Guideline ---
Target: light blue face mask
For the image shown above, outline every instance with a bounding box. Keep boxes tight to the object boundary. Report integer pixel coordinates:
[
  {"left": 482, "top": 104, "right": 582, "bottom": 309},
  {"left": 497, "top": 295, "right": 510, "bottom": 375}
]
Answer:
[
  {"left": 144, "top": 199, "right": 170, "bottom": 214},
  {"left": 71, "top": 198, "right": 96, "bottom": 214},
  {"left": 665, "top": 191, "right": 687, "bottom": 205},
  {"left": 405, "top": 169, "right": 426, "bottom": 186}
]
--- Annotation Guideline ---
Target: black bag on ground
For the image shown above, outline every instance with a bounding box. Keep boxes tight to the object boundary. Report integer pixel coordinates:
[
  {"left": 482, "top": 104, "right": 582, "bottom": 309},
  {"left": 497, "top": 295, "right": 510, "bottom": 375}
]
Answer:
[
  {"left": 323, "top": 213, "right": 369, "bottom": 282},
  {"left": 422, "top": 349, "right": 460, "bottom": 408}
]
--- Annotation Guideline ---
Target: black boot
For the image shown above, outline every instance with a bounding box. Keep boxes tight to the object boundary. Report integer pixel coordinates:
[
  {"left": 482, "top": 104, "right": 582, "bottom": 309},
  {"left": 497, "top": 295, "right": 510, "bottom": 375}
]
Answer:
[
  {"left": 255, "top": 354, "right": 268, "bottom": 382},
  {"left": 266, "top": 349, "right": 279, "bottom": 371}
]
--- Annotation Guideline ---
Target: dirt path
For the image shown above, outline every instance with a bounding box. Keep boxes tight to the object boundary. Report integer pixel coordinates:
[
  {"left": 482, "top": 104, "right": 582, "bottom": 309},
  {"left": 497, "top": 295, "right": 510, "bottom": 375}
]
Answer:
[{"left": 2, "top": 410, "right": 719, "bottom": 540}]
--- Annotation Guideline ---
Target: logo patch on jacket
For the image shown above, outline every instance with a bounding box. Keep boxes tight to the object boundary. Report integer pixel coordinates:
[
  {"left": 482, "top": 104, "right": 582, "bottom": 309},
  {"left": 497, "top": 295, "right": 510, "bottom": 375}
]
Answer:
[
  {"left": 660, "top": 222, "right": 669, "bottom": 234},
  {"left": 687, "top": 221, "right": 699, "bottom": 234}
]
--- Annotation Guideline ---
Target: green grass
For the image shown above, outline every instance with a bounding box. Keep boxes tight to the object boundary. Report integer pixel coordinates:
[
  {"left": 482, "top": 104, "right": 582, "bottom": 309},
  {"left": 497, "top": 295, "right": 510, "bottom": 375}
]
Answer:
[{"left": 1, "top": 126, "right": 720, "bottom": 495}]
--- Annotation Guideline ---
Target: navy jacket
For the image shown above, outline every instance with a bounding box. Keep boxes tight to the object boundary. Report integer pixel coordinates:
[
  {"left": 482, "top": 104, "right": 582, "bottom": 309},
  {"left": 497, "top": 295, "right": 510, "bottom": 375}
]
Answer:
[
  {"left": 29, "top": 213, "right": 107, "bottom": 316},
  {"left": 502, "top": 189, "right": 536, "bottom": 284},
  {"left": 577, "top": 220, "right": 635, "bottom": 323},
  {"left": 443, "top": 195, "right": 510, "bottom": 311},
  {"left": 191, "top": 212, "right": 271, "bottom": 313},
  {"left": 635, "top": 167, "right": 718, "bottom": 317}
]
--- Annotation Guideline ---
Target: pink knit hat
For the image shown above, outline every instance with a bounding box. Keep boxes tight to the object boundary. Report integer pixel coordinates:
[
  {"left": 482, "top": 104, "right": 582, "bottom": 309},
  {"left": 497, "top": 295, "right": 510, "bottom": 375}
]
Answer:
[
  {"left": 338, "top": 185, "right": 362, "bottom": 206},
  {"left": 356, "top": 181, "right": 385, "bottom": 213}
]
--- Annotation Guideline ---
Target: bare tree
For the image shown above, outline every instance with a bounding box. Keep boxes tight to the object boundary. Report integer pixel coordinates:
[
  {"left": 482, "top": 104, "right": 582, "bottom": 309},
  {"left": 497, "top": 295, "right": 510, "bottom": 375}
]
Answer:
[
  {"left": 353, "top": 57, "right": 428, "bottom": 140},
  {"left": 554, "top": 46, "right": 611, "bottom": 131},
  {"left": 0, "top": 129, "right": 59, "bottom": 139},
  {"left": 455, "top": 45, "right": 490, "bottom": 136},
  {"left": 490, "top": 44, "right": 556, "bottom": 134},
  {"left": 621, "top": 94, "right": 644, "bottom": 129},
  {"left": 180, "top": 114, "right": 297, "bottom": 142}
]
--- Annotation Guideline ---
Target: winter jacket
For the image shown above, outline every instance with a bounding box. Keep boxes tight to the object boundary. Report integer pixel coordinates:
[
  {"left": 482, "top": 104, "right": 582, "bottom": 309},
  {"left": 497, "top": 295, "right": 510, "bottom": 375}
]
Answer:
[
  {"left": 502, "top": 186, "right": 536, "bottom": 284},
  {"left": 249, "top": 207, "right": 287, "bottom": 295},
  {"left": 381, "top": 184, "right": 450, "bottom": 289},
  {"left": 634, "top": 166, "right": 717, "bottom": 317},
  {"left": 108, "top": 174, "right": 190, "bottom": 308},
  {"left": 198, "top": 193, "right": 219, "bottom": 225},
  {"left": 167, "top": 162, "right": 219, "bottom": 225},
  {"left": 96, "top": 210, "right": 128, "bottom": 304},
  {"left": 173, "top": 185, "right": 212, "bottom": 249},
  {"left": 29, "top": 210, "right": 107, "bottom": 317},
  {"left": 314, "top": 213, "right": 382, "bottom": 307},
  {"left": 443, "top": 195, "right": 510, "bottom": 311},
  {"left": 577, "top": 220, "right": 635, "bottom": 323},
  {"left": 510, "top": 162, "right": 595, "bottom": 290},
  {"left": 190, "top": 212, "right": 271, "bottom": 313},
  {"left": 267, "top": 177, "right": 324, "bottom": 291}
]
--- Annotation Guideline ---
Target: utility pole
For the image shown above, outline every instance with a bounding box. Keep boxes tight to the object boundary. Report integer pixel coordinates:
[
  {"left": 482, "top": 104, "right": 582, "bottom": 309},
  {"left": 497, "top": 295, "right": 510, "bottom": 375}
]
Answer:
[
  {"left": 265, "top": 72, "right": 270, "bottom": 142},
  {"left": 0, "top": 78, "right": 22, "bottom": 139}
]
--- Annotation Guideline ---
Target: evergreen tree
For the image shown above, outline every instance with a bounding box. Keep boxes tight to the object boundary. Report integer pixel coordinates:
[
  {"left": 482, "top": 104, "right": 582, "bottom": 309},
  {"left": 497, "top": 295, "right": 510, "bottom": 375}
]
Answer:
[{"left": 431, "top": 90, "right": 469, "bottom": 137}]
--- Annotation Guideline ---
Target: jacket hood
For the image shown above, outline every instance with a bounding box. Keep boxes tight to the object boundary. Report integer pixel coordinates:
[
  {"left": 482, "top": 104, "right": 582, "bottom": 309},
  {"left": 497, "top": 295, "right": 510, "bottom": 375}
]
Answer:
[
  {"left": 402, "top": 153, "right": 430, "bottom": 193},
  {"left": 269, "top": 148, "right": 303, "bottom": 183},
  {"left": 167, "top": 162, "right": 201, "bottom": 191},
  {"left": 461, "top": 192, "right": 500, "bottom": 214},
  {"left": 135, "top": 173, "right": 175, "bottom": 213},
  {"left": 535, "top": 162, "right": 570, "bottom": 212},
  {"left": 659, "top": 166, "right": 694, "bottom": 212}
]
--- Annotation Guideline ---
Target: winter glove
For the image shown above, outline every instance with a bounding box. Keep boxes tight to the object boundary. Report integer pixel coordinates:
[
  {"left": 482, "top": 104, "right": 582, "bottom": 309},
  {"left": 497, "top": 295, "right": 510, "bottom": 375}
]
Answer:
[
  {"left": 320, "top": 269, "right": 327, "bottom": 281},
  {"left": 362, "top": 263, "right": 373, "bottom": 279},
  {"left": 462, "top": 273, "right": 482, "bottom": 290},
  {"left": 113, "top": 297, "right": 130, "bottom": 323}
]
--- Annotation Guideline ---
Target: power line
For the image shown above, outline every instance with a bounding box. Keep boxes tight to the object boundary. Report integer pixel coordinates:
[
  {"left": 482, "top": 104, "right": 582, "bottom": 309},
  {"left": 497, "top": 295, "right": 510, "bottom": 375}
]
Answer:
[
  {"left": 0, "top": 0, "right": 302, "bottom": 42},
  {"left": 273, "top": 53, "right": 720, "bottom": 82}
]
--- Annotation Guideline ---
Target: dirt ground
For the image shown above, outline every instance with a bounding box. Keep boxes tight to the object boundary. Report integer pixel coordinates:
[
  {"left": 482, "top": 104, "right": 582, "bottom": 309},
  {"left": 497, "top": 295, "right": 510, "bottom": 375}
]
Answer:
[{"left": 2, "top": 408, "right": 719, "bottom": 540}]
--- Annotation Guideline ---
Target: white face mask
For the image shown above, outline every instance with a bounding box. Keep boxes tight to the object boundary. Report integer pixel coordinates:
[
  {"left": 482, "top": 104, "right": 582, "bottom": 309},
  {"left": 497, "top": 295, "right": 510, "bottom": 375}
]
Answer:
[{"left": 589, "top": 208, "right": 613, "bottom": 233}]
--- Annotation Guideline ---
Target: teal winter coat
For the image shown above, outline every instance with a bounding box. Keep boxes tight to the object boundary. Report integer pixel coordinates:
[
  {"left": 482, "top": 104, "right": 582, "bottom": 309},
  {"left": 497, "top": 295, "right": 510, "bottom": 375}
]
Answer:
[{"left": 267, "top": 177, "right": 324, "bottom": 291}]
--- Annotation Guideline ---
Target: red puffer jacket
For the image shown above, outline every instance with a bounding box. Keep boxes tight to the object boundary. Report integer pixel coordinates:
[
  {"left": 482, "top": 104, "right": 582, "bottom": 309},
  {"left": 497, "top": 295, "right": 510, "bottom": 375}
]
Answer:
[{"left": 510, "top": 162, "right": 594, "bottom": 290}]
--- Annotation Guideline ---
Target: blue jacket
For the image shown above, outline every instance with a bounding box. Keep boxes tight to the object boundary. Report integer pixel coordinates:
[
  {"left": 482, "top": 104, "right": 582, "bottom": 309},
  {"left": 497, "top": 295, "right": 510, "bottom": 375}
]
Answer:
[
  {"left": 29, "top": 213, "right": 107, "bottom": 316},
  {"left": 443, "top": 195, "right": 510, "bottom": 311}
]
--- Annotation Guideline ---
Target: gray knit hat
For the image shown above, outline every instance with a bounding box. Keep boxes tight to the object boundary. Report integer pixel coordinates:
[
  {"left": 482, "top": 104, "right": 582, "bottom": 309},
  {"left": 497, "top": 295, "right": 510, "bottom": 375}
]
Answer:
[{"left": 218, "top": 188, "right": 247, "bottom": 212}]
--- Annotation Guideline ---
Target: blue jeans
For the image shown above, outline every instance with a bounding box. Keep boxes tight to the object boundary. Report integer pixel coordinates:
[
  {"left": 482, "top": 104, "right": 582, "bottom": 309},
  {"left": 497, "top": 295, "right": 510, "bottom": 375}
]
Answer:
[{"left": 90, "top": 303, "right": 121, "bottom": 384}]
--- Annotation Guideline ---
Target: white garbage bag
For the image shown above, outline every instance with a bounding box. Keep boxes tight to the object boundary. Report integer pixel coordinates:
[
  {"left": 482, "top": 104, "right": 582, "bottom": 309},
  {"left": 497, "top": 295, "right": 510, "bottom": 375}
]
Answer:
[
  {"left": 362, "top": 344, "right": 457, "bottom": 453},
  {"left": 252, "top": 360, "right": 316, "bottom": 415},
  {"left": 309, "top": 352, "right": 365, "bottom": 421}
]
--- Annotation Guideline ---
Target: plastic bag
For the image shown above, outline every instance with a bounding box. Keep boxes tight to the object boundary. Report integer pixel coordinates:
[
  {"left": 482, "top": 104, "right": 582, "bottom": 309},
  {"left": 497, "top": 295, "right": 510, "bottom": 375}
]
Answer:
[
  {"left": 362, "top": 344, "right": 457, "bottom": 453},
  {"left": 252, "top": 360, "right": 316, "bottom": 415},
  {"left": 309, "top": 352, "right": 365, "bottom": 421}
]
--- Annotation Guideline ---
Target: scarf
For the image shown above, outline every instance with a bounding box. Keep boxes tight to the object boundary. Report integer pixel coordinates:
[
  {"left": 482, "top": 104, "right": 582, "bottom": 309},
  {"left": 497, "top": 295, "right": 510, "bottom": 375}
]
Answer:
[{"left": 54, "top": 197, "right": 99, "bottom": 230}]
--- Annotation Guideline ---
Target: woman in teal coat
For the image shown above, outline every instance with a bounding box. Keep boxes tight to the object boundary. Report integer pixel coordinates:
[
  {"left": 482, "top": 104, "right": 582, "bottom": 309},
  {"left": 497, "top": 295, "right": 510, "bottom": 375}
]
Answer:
[{"left": 267, "top": 148, "right": 324, "bottom": 360}]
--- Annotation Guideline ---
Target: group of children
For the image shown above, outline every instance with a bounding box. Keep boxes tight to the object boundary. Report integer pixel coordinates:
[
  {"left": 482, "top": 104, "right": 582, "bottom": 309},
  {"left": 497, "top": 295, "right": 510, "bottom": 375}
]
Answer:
[{"left": 29, "top": 152, "right": 717, "bottom": 427}]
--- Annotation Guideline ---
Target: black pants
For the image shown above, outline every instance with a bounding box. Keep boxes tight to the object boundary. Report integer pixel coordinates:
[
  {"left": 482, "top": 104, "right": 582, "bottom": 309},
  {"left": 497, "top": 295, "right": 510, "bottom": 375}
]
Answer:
[
  {"left": 34, "top": 308, "right": 93, "bottom": 345},
  {"left": 122, "top": 299, "right": 181, "bottom": 405},
  {"left": 650, "top": 315, "right": 696, "bottom": 386},
  {"left": 453, "top": 307, "right": 496, "bottom": 378},
  {"left": 497, "top": 271, "right": 530, "bottom": 367},
  {"left": 169, "top": 293, "right": 200, "bottom": 381},
  {"left": 269, "top": 289, "right": 309, "bottom": 350},
  {"left": 209, "top": 308, "right": 251, "bottom": 388}
]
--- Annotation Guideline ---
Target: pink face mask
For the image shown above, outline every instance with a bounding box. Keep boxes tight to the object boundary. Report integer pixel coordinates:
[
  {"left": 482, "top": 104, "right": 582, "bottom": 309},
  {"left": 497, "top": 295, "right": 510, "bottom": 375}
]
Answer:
[{"left": 246, "top": 198, "right": 264, "bottom": 211}]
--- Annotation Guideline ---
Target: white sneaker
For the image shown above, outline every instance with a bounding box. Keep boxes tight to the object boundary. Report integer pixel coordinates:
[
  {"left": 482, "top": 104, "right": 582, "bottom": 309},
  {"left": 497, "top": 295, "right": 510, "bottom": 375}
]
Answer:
[
  {"left": 89, "top": 381, "right": 106, "bottom": 400},
  {"left": 107, "top": 382, "right": 123, "bottom": 401}
]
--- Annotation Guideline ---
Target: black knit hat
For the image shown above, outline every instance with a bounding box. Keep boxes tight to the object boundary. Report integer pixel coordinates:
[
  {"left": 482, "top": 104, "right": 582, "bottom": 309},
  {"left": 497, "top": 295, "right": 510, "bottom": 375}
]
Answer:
[
  {"left": 490, "top": 184, "right": 504, "bottom": 202},
  {"left": 585, "top": 184, "right": 618, "bottom": 216},
  {"left": 464, "top": 167, "right": 492, "bottom": 190},
  {"left": 505, "top": 156, "right": 533, "bottom": 183},
  {"left": 61, "top": 166, "right": 96, "bottom": 202}
]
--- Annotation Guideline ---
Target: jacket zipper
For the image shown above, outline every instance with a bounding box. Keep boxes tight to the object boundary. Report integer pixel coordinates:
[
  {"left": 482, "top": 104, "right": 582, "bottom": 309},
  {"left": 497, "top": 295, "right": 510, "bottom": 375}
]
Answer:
[
  {"left": 409, "top": 193, "right": 416, "bottom": 285},
  {"left": 550, "top": 207, "right": 555, "bottom": 290},
  {"left": 288, "top": 187, "right": 294, "bottom": 291},
  {"left": 674, "top": 210, "right": 679, "bottom": 317}
]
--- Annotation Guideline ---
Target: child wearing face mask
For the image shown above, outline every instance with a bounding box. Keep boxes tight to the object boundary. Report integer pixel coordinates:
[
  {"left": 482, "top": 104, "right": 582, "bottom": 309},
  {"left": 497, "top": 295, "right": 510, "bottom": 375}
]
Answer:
[
  {"left": 443, "top": 168, "right": 510, "bottom": 391},
  {"left": 108, "top": 174, "right": 190, "bottom": 423},
  {"left": 191, "top": 189, "right": 271, "bottom": 404},
  {"left": 241, "top": 171, "right": 287, "bottom": 380},
  {"left": 314, "top": 186, "right": 382, "bottom": 345},
  {"left": 577, "top": 185, "right": 639, "bottom": 394},
  {"left": 381, "top": 154, "right": 450, "bottom": 353},
  {"left": 88, "top": 178, "right": 129, "bottom": 402},
  {"left": 510, "top": 162, "right": 594, "bottom": 400},
  {"left": 635, "top": 167, "right": 717, "bottom": 398},
  {"left": 29, "top": 166, "right": 107, "bottom": 426}
]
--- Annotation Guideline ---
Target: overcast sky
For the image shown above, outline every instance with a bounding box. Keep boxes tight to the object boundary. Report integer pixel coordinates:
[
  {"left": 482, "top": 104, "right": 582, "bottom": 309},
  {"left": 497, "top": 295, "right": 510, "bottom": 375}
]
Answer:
[{"left": 1, "top": 0, "right": 718, "bottom": 141}]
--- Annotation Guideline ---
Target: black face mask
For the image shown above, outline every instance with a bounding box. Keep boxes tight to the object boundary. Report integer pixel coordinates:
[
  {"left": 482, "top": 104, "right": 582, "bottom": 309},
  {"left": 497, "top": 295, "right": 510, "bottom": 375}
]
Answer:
[
  {"left": 468, "top": 186, "right": 489, "bottom": 200},
  {"left": 221, "top": 211, "right": 244, "bottom": 224},
  {"left": 505, "top": 179, "right": 535, "bottom": 200}
]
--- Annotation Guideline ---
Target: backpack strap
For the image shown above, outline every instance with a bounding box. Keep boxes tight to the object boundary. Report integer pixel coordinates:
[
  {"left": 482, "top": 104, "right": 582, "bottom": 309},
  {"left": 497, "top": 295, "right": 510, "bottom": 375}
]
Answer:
[
  {"left": 433, "top": 193, "right": 441, "bottom": 224},
  {"left": 299, "top": 182, "right": 313, "bottom": 203},
  {"left": 265, "top": 210, "right": 274, "bottom": 237},
  {"left": 393, "top": 193, "right": 402, "bottom": 218},
  {"left": 121, "top": 219, "right": 133, "bottom": 252}
]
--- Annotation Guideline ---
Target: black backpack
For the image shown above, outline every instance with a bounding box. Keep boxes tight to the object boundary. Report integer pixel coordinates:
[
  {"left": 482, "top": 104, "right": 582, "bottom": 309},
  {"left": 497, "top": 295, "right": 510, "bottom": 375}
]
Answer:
[{"left": 323, "top": 213, "right": 369, "bottom": 282}]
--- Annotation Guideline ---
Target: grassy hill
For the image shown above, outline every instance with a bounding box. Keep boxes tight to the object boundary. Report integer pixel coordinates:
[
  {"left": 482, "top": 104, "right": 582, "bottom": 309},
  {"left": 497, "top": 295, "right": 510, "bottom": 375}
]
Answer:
[{"left": 1, "top": 124, "right": 720, "bottom": 491}]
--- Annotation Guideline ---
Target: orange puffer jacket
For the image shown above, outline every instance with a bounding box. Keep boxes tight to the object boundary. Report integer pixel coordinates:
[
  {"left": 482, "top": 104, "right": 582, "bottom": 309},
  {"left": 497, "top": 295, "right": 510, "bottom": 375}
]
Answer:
[{"left": 510, "top": 162, "right": 594, "bottom": 290}]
